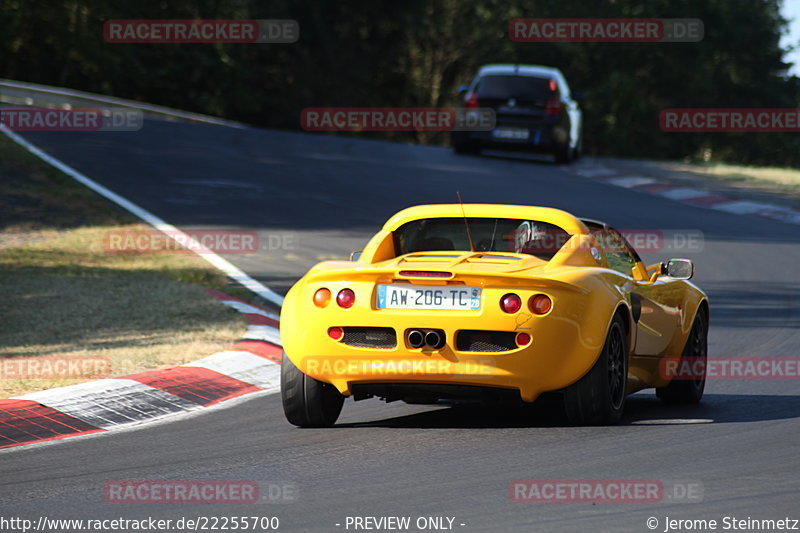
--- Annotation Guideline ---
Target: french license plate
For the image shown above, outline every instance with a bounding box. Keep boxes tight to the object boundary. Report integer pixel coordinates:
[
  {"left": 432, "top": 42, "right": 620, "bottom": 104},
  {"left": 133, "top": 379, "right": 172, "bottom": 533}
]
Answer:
[
  {"left": 377, "top": 285, "right": 481, "bottom": 310},
  {"left": 492, "top": 127, "right": 529, "bottom": 140}
]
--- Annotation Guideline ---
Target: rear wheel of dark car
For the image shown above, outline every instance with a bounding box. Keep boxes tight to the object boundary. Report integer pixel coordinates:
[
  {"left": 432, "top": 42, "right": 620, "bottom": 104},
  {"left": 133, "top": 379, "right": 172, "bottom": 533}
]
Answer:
[
  {"left": 656, "top": 308, "right": 708, "bottom": 404},
  {"left": 281, "top": 352, "right": 344, "bottom": 427},
  {"left": 563, "top": 315, "right": 628, "bottom": 425},
  {"left": 453, "top": 140, "right": 481, "bottom": 155},
  {"left": 572, "top": 133, "right": 583, "bottom": 161},
  {"left": 554, "top": 141, "right": 573, "bottom": 164}
]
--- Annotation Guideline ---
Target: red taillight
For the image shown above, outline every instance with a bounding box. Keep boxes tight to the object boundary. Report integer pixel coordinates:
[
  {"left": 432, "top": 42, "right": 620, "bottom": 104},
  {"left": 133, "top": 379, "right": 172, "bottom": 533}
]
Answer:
[
  {"left": 500, "top": 293, "right": 522, "bottom": 314},
  {"left": 336, "top": 288, "right": 355, "bottom": 308},
  {"left": 516, "top": 332, "right": 532, "bottom": 346},
  {"left": 549, "top": 79, "right": 558, "bottom": 92},
  {"left": 529, "top": 294, "right": 552, "bottom": 315},
  {"left": 313, "top": 288, "right": 331, "bottom": 308},
  {"left": 545, "top": 96, "right": 562, "bottom": 116},
  {"left": 465, "top": 92, "right": 480, "bottom": 108},
  {"left": 328, "top": 327, "right": 344, "bottom": 340}
]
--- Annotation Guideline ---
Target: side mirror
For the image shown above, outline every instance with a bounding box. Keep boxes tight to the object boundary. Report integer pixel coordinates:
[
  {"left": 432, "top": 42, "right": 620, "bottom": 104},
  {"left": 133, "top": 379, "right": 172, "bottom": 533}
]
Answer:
[
  {"left": 662, "top": 259, "right": 694, "bottom": 280},
  {"left": 349, "top": 251, "right": 363, "bottom": 262},
  {"left": 457, "top": 84, "right": 469, "bottom": 96}
]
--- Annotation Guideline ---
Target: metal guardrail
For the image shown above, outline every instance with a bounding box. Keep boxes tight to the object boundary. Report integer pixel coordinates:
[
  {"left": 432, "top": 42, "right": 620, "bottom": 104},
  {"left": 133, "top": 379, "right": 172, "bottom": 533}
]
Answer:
[{"left": 0, "top": 78, "right": 248, "bottom": 129}]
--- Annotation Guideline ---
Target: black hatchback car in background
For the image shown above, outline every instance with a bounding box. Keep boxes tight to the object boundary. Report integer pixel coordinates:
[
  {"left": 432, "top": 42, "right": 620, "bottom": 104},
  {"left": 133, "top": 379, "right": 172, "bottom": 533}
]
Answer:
[{"left": 453, "top": 64, "right": 583, "bottom": 163}]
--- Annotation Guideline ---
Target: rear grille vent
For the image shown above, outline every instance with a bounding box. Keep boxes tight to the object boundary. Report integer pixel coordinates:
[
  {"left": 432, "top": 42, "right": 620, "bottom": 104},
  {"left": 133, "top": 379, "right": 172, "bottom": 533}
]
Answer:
[
  {"left": 456, "top": 330, "right": 517, "bottom": 352},
  {"left": 342, "top": 327, "right": 397, "bottom": 349}
]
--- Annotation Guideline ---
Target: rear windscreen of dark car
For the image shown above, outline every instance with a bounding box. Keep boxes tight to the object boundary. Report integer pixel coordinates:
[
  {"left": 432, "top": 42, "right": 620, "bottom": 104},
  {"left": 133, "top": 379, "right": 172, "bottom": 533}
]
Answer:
[{"left": 474, "top": 75, "right": 555, "bottom": 101}]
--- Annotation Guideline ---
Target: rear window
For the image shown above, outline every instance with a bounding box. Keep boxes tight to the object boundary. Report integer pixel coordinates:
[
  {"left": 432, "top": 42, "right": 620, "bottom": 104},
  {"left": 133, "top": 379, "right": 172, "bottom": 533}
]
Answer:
[
  {"left": 394, "top": 218, "right": 571, "bottom": 261},
  {"left": 474, "top": 75, "right": 555, "bottom": 100}
]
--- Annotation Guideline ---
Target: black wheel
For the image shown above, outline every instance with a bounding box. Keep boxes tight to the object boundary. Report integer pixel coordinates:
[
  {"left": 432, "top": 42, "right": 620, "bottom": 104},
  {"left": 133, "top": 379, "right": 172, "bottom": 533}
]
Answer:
[
  {"left": 554, "top": 142, "right": 572, "bottom": 164},
  {"left": 572, "top": 134, "right": 583, "bottom": 161},
  {"left": 453, "top": 141, "right": 481, "bottom": 155},
  {"left": 281, "top": 352, "right": 344, "bottom": 427},
  {"left": 563, "top": 316, "right": 628, "bottom": 425},
  {"left": 656, "top": 309, "right": 708, "bottom": 404}
]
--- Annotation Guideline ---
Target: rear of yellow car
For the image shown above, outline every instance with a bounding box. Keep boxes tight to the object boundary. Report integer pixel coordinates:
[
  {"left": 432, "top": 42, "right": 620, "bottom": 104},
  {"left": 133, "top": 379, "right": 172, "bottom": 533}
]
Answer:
[{"left": 279, "top": 205, "right": 685, "bottom": 427}]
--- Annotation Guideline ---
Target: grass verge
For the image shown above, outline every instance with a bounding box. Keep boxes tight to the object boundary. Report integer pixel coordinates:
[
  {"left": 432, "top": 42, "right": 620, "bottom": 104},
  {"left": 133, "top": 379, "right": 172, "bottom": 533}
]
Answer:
[
  {"left": 674, "top": 161, "right": 800, "bottom": 198},
  {"left": 0, "top": 133, "right": 249, "bottom": 397}
]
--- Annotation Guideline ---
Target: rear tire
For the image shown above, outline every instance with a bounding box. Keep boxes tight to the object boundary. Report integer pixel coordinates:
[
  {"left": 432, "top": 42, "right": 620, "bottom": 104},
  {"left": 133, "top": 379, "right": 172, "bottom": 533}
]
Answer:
[
  {"left": 453, "top": 132, "right": 481, "bottom": 155},
  {"left": 572, "top": 134, "right": 583, "bottom": 161},
  {"left": 454, "top": 141, "right": 481, "bottom": 155},
  {"left": 656, "top": 309, "right": 708, "bottom": 404},
  {"left": 281, "top": 352, "right": 344, "bottom": 427},
  {"left": 554, "top": 142, "right": 573, "bottom": 164},
  {"left": 563, "top": 316, "right": 628, "bottom": 425}
]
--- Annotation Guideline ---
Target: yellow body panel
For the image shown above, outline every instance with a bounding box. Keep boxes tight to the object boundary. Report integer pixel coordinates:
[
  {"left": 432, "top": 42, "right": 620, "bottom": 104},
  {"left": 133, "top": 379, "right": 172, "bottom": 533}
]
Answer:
[{"left": 280, "top": 204, "right": 708, "bottom": 402}]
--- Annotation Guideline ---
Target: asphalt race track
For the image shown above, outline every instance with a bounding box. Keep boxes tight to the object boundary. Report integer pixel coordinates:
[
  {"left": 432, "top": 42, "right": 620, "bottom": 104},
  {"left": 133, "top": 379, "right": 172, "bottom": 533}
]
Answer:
[{"left": 2, "top": 119, "right": 800, "bottom": 532}]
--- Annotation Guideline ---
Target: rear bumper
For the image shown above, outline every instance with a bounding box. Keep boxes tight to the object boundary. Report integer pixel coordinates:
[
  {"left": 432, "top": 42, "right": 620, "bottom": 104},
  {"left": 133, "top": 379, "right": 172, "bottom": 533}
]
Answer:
[
  {"left": 283, "top": 317, "right": 601, "bottom": 403},
  {"left": 454, "top": 116, "right": 567, "bottom": 153},
  {"left": 281, "top": 278, "right": 615, "bottom": 403}
]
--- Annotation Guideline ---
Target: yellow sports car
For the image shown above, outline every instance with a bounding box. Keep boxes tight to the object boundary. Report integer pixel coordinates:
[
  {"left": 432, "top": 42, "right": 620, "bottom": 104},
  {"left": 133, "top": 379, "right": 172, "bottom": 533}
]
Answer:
[{"left": 280, "top": 204, "right": 709, "bottom": 426}]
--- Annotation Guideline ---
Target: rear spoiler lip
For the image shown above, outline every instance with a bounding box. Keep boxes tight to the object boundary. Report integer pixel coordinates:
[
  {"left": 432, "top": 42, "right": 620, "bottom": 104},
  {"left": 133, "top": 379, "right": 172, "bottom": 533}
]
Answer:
[{"left": 304, "top": 267, "right": 589, "bottom": 295}]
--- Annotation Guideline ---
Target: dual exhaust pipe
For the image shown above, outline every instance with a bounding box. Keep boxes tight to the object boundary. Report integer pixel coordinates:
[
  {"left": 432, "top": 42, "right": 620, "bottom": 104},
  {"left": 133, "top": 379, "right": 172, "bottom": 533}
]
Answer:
[{"left": 407, "top": 329, "right": 445, "bottom": 350}]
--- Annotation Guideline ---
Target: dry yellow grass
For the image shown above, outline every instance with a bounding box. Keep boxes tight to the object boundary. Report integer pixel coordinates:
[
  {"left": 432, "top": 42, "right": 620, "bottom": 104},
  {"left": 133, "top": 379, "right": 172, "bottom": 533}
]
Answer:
[
  {"left": 0, "top": 134, "right": 249, "bottom": 397},
  {"left": 675, "top": 161, "right": 800, "bottom": 196},
  {"left": 0, "top": 225, "right": 248, "bottom": 397}
]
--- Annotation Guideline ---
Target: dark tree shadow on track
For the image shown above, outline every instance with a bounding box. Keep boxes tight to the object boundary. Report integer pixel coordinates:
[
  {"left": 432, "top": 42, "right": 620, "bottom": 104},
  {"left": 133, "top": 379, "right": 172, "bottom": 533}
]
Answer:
[
  {"left": 701, "top": 282, "right": 800, "bottom": 329},
  {"left": 465, "top": 150, "right": 556, "bottom": 166},
  {"left": 332, "top": 393, "right": 800, "bottom": 429}
]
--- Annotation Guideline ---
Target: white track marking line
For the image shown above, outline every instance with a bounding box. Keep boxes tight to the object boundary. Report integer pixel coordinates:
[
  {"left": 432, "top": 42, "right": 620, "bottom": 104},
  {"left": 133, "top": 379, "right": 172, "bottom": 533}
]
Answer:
[
  {"left": 219, "top": 299, "right": 280, "bottom": 321},
  {"left": 574, "top": 167, "right": 618, "bottom": 177},
  {"left": 711, "top": 200, "right": 781, "bottom": 214},
  {"left": 657, "top": 188, "right": 710, "bottom": 200},
  {"left": 606, "top": 176, "right": 657, "bottom": 188},
  {"left": 242, "top": 325, "right": 283, "bottom": 346},
  {"left": 14, "top": 379, "right": 200, "bottom": 429},
  {"left": 185, "top": 351, "right": 281, "bottom": 389},
  {"left": 632, "top": 419, "right": 714, "bottom": 425},
  {"left": 0, "top": 125, "right": 284, "bottom": 307}
]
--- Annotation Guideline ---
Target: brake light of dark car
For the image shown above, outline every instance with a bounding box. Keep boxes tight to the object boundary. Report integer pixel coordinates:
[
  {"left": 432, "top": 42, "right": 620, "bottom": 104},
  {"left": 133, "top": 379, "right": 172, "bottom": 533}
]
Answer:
[
  {"left": 545, "top": 79, "right": 561, "bottom": 115},
  {"left": 465, "top": 92, "right": 480, "bottom": 108}
]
